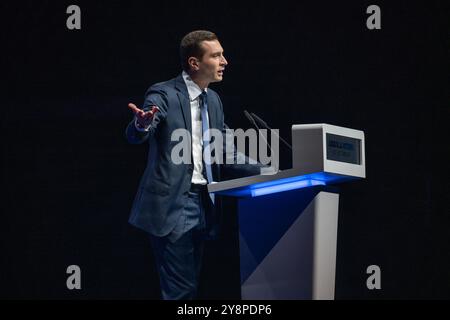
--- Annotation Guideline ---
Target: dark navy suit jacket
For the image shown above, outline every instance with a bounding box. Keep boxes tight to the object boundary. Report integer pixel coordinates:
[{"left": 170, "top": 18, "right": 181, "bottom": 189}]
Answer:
[{"left": 126, "top": 74, "right": 262, "bottom": 237}]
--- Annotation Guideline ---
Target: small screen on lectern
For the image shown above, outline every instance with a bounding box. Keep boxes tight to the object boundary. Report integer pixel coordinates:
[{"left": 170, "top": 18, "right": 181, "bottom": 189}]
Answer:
[{"left": 326, "top": 133, "right": 361, "bottom": 165}]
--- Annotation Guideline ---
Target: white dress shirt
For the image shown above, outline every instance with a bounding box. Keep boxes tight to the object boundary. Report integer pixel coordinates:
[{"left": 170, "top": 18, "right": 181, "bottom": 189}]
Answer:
[{"left": 182, "top": 71, "right": 208, "bottom": 185}]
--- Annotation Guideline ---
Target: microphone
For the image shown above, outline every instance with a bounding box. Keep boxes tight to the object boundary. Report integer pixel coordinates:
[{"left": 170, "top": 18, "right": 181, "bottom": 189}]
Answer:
[
  {"left": 244, "top": 110, "right": 279, "bottom": 175},
  {"left": 243, "top": 110, "right": 258, "bottom": 130},
  {"left": 243, "top": 110, "right": 271, "bottom": 150},
  {"left": 250, "top": 112, "right": 292, "bottom": 151}
]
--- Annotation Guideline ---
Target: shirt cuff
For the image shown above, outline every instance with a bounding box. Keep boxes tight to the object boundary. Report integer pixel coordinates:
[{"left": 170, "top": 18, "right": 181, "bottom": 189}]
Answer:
[{"left": 135, "top": 118, "right": 151, "bottom": 132}]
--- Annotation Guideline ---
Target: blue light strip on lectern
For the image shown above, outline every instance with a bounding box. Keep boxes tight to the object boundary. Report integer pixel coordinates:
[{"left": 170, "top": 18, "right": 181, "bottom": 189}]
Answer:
[
  {"left": 250, "top": 179, "right": 325, "bottom": 197},
  {"left": 213, "top": 172, "right": 353, "bottom": 197}
]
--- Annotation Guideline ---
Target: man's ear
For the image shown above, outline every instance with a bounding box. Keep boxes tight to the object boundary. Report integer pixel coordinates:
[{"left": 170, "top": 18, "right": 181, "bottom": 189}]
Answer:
[{"left": 188, "top": 57, "right": 200, "bottom": 71}]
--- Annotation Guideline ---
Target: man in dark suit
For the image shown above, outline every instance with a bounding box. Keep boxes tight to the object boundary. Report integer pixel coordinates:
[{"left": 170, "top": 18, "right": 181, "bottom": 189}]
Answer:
[{"left": 125, "top": 30, "right": 262, "bottom": 300}]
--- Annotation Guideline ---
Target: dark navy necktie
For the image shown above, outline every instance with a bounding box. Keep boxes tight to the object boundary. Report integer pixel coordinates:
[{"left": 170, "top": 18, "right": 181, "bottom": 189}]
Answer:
[{"left": 199, "top": 91, "right": 215, "bottom": 204}]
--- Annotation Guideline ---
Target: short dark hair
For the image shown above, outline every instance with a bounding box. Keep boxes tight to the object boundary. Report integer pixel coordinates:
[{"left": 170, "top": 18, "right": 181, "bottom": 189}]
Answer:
[{"left": 180, "top": 30, "right": 218, "bottom": 72}]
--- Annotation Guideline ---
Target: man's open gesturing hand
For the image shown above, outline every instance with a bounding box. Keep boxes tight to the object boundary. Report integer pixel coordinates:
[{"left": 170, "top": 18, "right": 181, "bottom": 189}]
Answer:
[{"left": 128, "top": 103, "right": 160, "bottom": 129}]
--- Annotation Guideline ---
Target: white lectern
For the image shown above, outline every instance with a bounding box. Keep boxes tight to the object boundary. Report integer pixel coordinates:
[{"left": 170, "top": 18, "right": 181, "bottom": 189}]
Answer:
[{"left": 208, "top": 124, "right": 366, "bottom": 300}]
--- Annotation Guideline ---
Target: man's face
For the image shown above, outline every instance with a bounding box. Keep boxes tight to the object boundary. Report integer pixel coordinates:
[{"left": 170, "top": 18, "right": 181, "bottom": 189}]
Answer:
[{"left": 196, "top": 40, "right": 228, "bottom": 83}]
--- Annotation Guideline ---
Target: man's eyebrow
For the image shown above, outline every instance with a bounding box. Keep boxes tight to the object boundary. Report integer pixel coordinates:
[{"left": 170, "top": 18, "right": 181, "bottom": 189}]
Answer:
[{"left": 211, "top": 51, "right": 224, "bottom": 56}]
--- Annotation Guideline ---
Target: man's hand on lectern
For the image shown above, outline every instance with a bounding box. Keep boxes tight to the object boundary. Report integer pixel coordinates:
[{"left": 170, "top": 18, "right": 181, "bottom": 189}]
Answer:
[{"left": 128, "top": 103, "right": 159, "bottom": 129}]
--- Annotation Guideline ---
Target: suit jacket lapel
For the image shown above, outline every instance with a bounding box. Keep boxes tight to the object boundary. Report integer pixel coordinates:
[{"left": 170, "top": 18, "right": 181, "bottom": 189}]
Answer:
[
  {"left": 174, "top": 74, "right": 192, "bottom": 135},
  {"left": 206, "top": 92, "right": 217, "bottom": 131}
]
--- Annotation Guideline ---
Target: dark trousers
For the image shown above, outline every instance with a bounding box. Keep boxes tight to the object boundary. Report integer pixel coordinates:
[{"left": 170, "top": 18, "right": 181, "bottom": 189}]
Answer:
[{"left": 150, "top": 184, "right": 211, "bottom": 300}]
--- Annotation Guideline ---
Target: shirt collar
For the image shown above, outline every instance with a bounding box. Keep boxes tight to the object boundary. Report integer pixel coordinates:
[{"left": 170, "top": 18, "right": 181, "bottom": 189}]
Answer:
[{"left": 182, "top": 71, "right": 207, "bottom": 101}]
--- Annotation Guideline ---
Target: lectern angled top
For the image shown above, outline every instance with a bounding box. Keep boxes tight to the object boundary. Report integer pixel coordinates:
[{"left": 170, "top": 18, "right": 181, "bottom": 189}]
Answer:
[{"left": 208, "top": 123, "right": 365, "bottom": 197}]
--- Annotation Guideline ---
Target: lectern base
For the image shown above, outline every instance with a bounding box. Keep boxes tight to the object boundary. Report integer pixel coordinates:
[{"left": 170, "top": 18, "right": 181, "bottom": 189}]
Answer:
[{"left": 237, "top": 186, "right": 339, "bottom": 300}]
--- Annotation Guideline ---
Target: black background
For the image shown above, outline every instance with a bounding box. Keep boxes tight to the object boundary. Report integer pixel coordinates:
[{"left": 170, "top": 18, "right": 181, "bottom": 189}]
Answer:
[{"left": 2, "top": 1, "right": 449, "bottom": 299}]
